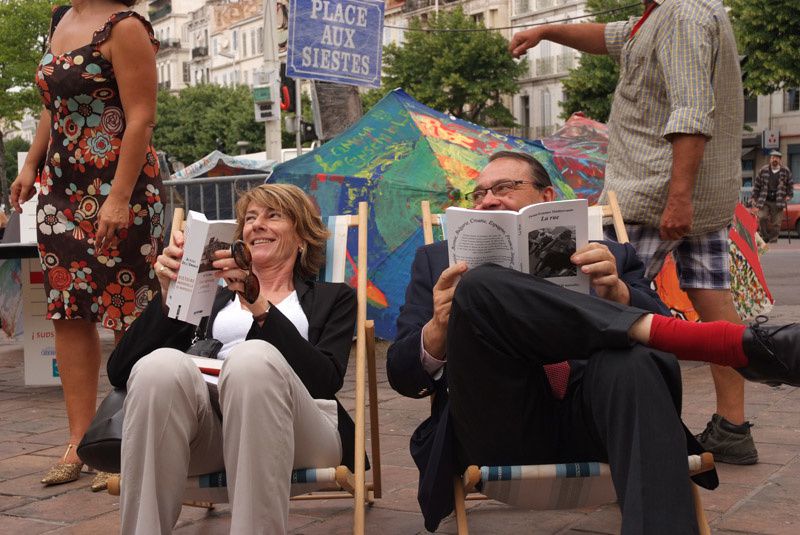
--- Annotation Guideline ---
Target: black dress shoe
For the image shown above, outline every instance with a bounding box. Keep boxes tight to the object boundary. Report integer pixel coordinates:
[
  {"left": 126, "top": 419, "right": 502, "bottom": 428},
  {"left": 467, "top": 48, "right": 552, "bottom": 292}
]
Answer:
[{"left": 738, "top": 316, "right": 800, "bottom": 387}]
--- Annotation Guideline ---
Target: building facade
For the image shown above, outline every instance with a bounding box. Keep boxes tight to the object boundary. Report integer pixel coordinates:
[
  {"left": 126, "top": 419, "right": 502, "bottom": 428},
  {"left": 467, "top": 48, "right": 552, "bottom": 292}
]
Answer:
[
  {"left": 510, "top": 0, "right": 584, "bottom": 139},
  {"left": 149, "top": 0, "right": 206, "bottom": 92}
]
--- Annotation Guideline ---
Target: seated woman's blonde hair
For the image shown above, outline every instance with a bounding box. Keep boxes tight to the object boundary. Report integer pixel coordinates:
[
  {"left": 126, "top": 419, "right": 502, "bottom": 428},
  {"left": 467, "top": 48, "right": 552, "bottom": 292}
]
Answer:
[{"left": 234, "top": 184, "right": 330, "bottom": 279}]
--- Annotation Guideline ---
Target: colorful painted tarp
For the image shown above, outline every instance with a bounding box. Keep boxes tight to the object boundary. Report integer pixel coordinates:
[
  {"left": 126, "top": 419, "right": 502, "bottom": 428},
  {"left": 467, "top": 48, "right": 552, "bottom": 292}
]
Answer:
[
  {"left": 540, "top": 113, "right": 608, "bottom": 205},
  {"left": 268, "top": 89, "right": 579, "bottom": 339}
]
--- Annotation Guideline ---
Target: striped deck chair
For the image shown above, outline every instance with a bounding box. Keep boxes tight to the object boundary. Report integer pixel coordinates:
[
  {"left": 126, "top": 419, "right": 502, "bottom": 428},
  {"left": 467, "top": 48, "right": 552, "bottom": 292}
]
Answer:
[
  {"left": 420, "top": 199, "right": 715, "bottom": 535},
  {"left": 109, "top": 202, "right": 382, "bottom": 535}
]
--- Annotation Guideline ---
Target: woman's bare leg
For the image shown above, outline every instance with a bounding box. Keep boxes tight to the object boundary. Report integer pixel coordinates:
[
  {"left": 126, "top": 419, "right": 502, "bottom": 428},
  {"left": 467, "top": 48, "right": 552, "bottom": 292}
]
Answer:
[{"left": 53, "top": 319, "right": 101, "bottom": 464}]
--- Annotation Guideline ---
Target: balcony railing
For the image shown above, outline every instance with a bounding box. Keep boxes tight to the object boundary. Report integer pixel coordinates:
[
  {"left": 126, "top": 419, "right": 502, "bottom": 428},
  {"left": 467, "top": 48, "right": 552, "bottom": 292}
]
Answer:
[
  {"left": 529, "top": 54, "right": 573, "bottom": 77},
  {"left": 150, "top": 5, "right": 172, "bottom": 22},
  {"left": 158, "top": 38, "right": 181, "bottom": 51},
  {"left": 557, "top": 52, "right": 574, "bottom": 72},
  {"left": 191, "top": 46, "right": 208, "bottom": 59},
  {"left": 535, "top": 57, "right": 554, "bottom": 77},
  {"left": 402, "top": 0, "right": 458, "bottom": 13},
  {"left": 515, "top": 0, "right": 572, "bottom": 16}
]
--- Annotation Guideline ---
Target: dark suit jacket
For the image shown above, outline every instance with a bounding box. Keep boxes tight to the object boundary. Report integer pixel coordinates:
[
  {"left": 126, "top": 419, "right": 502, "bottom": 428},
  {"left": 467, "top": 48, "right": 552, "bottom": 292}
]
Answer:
[
  {"left": 107, "top": 278, "right": 364, "bottom": 471},
  {"left": 386, "top": 240, "right": 687, "bottom": 531}
]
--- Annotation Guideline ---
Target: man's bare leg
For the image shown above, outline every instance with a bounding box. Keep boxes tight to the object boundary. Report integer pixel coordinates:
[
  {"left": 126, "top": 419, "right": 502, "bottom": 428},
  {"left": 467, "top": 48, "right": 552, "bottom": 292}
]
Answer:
[{"left": 686, "top": 288, "right": 757, "bottom": 464}]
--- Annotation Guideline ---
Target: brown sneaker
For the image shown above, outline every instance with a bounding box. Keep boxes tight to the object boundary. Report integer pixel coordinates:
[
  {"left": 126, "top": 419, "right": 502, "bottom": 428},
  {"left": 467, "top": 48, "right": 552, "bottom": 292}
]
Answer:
[{"left": 695, "top": 414, "right": 759, "bottom": 465}]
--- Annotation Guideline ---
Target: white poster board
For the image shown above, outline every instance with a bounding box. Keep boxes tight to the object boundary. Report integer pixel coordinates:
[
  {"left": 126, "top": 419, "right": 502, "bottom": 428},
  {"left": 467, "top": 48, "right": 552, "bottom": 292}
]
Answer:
[
  {"left": 17, "top": 151, "right": 60, "bottom": 385},
  {"left": 21, "top": 258, "right": 59, "bottom": 385},
  {"left": 17, "top": 152, "right": 38, "bottom": 243}
]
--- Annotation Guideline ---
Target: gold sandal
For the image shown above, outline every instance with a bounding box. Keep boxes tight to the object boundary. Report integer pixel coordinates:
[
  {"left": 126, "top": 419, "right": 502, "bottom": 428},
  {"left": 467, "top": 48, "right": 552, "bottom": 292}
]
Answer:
[
  {"left": 90, "top": 471, "right": 115, "bottom": 492},
  {"left": 41, "top": 444, "right": 83, "bottom": 486}
]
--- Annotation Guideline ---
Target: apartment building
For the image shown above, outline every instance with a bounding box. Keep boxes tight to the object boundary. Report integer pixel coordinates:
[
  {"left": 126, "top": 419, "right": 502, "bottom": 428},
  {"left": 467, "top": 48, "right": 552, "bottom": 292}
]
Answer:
[
  {"left": 510, "top": 0, "right": 584, "bottom": 139},
  {"left": 149, "top": 0, "right": 205, "bottom": 92}
]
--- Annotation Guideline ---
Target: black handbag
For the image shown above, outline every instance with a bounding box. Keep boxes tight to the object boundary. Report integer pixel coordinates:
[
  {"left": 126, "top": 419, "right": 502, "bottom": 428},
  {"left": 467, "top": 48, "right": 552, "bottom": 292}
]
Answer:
[
  {"left": 186, "top": 316, "right": 222, "bottom": 359},
  {"left": 76, "top": 387, "right": 126, "bottom": 472},
  {"left": 77, "top": 318, "right": 220, "bottom": 471}
]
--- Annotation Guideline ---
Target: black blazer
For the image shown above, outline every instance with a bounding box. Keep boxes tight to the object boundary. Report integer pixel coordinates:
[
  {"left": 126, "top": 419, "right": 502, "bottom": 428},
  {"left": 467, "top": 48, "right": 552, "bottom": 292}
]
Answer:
[
  {"left": 107, "top": 277, "right": 363, "bottom": 471},
  {"left": 386, "top": 240, "right": 682, "bottom": 531}
]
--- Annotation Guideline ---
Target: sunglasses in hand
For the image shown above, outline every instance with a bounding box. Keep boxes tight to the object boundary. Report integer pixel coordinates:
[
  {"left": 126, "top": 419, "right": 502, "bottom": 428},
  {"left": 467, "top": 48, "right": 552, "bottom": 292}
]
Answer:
[{"left": 230, "top": 240, "right": 260, "bottom": 304}]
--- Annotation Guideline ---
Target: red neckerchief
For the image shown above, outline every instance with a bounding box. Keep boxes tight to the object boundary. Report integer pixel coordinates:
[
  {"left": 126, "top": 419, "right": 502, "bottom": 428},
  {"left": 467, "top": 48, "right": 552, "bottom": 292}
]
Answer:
[{"left": 629, "top": 1, "right": 658, "bottom": 40}]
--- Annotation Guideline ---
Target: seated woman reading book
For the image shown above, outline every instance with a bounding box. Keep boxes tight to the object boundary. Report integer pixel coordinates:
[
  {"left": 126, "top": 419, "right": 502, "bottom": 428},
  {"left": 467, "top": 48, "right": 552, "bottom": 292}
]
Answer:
[{"left": 106, "top": 184, "right": 357, "bottom": 534}]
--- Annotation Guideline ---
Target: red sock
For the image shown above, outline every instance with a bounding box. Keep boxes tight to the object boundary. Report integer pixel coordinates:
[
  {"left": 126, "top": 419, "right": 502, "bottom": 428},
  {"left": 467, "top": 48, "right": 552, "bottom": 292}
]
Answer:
[{"left": 648, "top": 315, "right": 748, "bottom": 367}]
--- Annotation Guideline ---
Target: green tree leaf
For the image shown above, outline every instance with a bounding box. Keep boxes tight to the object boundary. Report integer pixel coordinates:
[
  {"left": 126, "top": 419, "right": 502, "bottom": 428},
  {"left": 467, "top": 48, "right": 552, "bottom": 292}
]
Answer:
[
  {"left": 154, "top": 84, "right": 267, "bottom": 165},
  {"left": 0, "top": 0, "right": 58, "bottom": 208},
  {"left": 365, "top": 8, "right": 527, "bottom": 126},
  {"left": 726, "top": 0, "right": 800, "bottom": 95},
  {"left": 559, "top": 0, "right": 642, "bottom": 122}
]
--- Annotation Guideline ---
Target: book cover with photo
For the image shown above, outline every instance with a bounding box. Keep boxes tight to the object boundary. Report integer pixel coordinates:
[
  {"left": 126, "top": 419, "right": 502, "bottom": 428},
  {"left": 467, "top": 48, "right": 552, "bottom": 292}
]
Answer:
[
  {"left": 165, "top": 211, "right": 237, "bottom": 325},
  {"left": 445, "top": 199, "right": 589, "bottom": 293}
]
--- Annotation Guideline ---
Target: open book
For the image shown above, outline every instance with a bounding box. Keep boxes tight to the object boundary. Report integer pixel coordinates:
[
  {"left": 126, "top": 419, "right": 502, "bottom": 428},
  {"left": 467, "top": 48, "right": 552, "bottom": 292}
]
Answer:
[
  {"left": 445, "top": 199, "right": 589, "bottom": 293},
  {"left": 190, "top": 356, "right": 223, "bottom": 385},
  {"left": 165, "top": 210, "right": 237, "bottom": 326}
]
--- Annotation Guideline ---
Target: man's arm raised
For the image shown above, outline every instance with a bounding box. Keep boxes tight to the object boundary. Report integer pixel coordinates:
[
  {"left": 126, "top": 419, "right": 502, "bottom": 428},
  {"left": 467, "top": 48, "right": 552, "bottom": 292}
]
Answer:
[{"left": 509, "top": 23, "right": 608, "bottom": 59}]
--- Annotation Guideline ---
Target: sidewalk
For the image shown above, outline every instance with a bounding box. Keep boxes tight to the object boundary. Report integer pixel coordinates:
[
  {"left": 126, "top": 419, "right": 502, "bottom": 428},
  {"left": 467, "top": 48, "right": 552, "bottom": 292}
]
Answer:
[{"left": 1, "top": 325, "right": 799, "bottom": 534}]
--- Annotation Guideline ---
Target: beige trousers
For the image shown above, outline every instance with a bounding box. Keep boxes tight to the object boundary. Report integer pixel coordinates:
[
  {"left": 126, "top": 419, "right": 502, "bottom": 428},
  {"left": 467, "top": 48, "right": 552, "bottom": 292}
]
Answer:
[{"left": 120, "top": 339, "right": 342, "bottom": 534}]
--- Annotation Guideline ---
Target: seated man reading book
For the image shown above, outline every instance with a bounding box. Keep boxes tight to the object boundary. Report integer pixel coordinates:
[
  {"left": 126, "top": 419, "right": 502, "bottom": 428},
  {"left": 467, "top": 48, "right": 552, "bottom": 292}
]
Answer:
[
  {"left": 387, "top": 151, "right": 800, "bottom": 534},
  {"left": 106, "top": 184, "right": 359, "bottom": 534}
]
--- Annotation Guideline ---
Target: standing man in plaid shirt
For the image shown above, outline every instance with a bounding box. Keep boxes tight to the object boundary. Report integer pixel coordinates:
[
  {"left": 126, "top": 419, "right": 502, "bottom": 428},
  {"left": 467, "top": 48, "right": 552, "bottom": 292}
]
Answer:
[
  {"left": 752, "top": 150, "right": 794, "bottom": 243},
  {"left": 510, "top": 0, "right": 757, "bottom": 464}
]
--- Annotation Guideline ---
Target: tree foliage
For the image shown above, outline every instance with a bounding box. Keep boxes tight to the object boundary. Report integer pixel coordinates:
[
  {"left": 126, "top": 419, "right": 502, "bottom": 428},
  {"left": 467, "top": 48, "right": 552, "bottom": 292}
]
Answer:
[
  {"left": 0, "top": 0, "right": 56, "bottom": 122},
  {"left": 378, "top": 8, "right": 527, "bottom": 126},
  {"left": 154, "top": 84, "right": 266, "bottom": 165},
  {"left": 0, "top": 0, "right": 58, "bottom": 208},
  {"left": 4, "top": 137, "right": 31, "bottom": 186},
  {"left": 726, "top": 0, "right": 800, "bottom": 96},
  {"left": 559, "top": 0, "right": 642, "bottom": 122}
]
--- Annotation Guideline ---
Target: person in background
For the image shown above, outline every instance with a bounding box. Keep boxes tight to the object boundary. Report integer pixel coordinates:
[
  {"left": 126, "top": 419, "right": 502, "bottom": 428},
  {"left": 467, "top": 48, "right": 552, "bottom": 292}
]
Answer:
[
  {"left": 9, "top": 0, "right": 162, "bottom": 489},
  {"left": 751, "top": 150, "right": 793, "bottom": 243}
]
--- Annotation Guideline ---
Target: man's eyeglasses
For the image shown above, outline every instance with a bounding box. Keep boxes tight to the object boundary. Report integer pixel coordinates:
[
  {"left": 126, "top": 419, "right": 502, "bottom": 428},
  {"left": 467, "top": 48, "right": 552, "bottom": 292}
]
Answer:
[
  {"left": 464, "top": 180, "right": 539, "bottom": 203},
  {"left": 231, "top": 240, "right": 260, "bottom": 304}
]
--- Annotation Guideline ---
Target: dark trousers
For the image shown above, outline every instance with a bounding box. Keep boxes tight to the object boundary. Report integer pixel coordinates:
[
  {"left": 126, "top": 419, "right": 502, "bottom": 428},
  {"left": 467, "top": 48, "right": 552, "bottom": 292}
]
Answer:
[{"left": 446, "top": 264, "right": 698, "bottom": 535}]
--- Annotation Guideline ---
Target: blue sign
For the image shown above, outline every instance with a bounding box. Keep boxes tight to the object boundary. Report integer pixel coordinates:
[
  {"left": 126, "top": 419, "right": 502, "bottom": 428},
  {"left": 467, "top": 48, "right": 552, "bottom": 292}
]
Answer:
[{"left": 287, "top": 0, "right": 384, "bottom": 88}]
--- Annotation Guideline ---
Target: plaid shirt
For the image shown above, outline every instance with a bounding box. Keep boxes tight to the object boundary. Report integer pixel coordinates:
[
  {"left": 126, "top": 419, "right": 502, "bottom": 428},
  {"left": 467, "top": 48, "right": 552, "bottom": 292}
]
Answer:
[
  {"left": 751, "top": 165, "right": 794, "bottom": 209},
  {"left": 601, "top": 0, "right": 743, "bottom": 235}
]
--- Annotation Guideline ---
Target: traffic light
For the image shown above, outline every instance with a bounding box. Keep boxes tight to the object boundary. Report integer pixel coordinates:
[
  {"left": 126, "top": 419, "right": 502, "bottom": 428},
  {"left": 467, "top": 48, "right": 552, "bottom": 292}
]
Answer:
[
  {"left": 300, "top": 121, "right": 316, "bottom": 143},
  {"left": 279, "top": 63, "right": 296, "bottom": 114}
]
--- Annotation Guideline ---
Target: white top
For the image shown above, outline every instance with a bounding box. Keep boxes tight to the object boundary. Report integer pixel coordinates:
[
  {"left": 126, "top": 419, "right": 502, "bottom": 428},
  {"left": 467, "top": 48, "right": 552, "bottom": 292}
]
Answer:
[{"left": 213, "top": 290, "right": 309, "bottom": 360}]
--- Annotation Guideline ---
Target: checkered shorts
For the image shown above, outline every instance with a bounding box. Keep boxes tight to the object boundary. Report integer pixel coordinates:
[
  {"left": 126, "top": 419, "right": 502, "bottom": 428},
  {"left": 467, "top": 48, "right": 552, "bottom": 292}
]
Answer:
[{"left": 604, "top": 225, "right": 731, "bottom": 290}]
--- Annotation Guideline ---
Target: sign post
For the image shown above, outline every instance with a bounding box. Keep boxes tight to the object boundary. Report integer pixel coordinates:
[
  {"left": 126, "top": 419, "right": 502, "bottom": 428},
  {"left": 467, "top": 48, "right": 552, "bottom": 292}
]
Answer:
[{"left": 286, "top": 0, "right": 385, "bottom": 88}]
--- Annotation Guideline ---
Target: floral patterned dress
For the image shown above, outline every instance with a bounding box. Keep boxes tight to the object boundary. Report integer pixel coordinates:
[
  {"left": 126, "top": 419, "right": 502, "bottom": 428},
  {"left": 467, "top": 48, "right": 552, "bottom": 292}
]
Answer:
[{"left": 34, "top": 9, "right": 164, "bottom": 331}]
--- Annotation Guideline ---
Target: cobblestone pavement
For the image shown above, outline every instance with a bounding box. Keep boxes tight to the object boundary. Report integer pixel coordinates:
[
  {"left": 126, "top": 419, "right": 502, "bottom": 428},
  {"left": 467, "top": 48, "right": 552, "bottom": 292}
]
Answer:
[{"left": 1, "top": 316, "right": 799, "bottom": 534}]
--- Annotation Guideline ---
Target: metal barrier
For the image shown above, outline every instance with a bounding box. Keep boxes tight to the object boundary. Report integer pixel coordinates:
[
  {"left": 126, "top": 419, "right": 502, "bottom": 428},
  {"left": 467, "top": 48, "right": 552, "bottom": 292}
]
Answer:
[{"left": 162, "top": 174, "right": 269, "bottom": 225}]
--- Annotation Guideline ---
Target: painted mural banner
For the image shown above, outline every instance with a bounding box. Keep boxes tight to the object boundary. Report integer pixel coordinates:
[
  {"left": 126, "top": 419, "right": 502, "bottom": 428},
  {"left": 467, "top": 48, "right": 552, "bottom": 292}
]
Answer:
[
  {"left": 268, "top": 89, "right": 566, "bottom": 339},
  {"left": 286, "top": 0, "right": 384, "bottom": 88}
]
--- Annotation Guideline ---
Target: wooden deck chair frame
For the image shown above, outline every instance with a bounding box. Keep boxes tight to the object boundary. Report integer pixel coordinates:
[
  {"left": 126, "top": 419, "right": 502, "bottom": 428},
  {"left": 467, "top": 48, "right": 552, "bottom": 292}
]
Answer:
[
  {"left": 420, "top": 199, "right": 714, "bottom": 535},
  {"left": 108, "top": 202, "right": 382, "bottom": 535}
]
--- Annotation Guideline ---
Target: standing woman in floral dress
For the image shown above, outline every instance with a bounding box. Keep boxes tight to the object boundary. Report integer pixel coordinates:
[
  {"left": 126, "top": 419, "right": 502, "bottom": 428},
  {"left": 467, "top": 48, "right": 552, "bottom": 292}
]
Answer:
[{"left": 9, "top": 0, "right": 163, "bottom": 489}]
